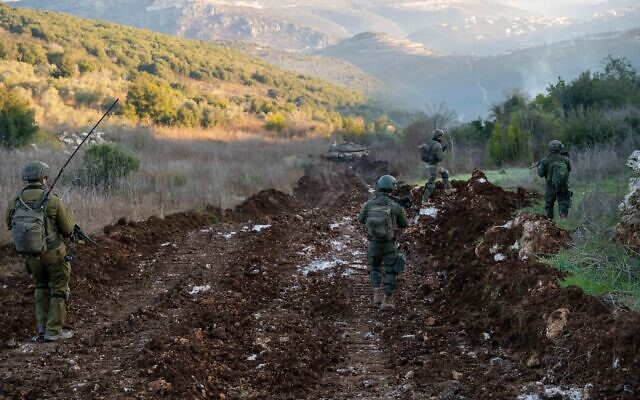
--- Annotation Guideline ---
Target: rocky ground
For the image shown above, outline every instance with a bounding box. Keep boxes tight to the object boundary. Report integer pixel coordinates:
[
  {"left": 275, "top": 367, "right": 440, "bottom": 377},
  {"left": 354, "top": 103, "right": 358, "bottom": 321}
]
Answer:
[{"left": 0, "top": 162, "right": 638, "bottom": 399}]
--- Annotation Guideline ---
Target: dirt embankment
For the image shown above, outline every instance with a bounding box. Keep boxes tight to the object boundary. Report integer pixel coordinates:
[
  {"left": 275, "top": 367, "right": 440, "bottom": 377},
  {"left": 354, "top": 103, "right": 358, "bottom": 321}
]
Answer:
[{"left": 388, "top": 169, "right": 640, "bottom": 398}]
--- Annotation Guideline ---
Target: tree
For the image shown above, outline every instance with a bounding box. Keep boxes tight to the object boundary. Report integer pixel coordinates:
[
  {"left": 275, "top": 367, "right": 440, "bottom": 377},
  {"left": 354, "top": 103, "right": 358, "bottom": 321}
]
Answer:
[
  {"left": 124, "top": 73, "right": 180, "bottom": 125},
  {"left": 0, "top": 87, "right": 39, "bottom": 148}
]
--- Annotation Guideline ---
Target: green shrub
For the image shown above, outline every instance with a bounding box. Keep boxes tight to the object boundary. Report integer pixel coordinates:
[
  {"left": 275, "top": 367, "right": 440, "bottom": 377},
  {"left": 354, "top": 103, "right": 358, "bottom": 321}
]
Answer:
[
  {"left": 81, "top": 143, "right": 140, "bottom": 186},
  {"left": 123, "top": 73, "right": 180, "bottom": 124},
  {"left": 0, "top": 86, "right": 38, "bottom": 148},
  {"left": 487, "top": 122, "right": 533, "bottom": 166},
  {"left": 264, "top": 112, "right": 286, "bottom": 132}
]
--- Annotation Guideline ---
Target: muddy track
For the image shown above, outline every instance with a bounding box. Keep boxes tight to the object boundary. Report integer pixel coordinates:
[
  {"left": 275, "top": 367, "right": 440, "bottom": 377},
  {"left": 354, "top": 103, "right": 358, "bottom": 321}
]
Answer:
[{"left": 1, "top": 163, "right": 639, "bottom": 399}]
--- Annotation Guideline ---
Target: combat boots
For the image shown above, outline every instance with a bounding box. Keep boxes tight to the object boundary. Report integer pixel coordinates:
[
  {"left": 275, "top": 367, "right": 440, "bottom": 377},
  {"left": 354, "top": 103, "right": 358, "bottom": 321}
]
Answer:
[
  {"left": 380, "top": 294, "right": 394, "bottom": 310},
  {"left": 372, "top": 288, "right": 382, "bottom": 306}
]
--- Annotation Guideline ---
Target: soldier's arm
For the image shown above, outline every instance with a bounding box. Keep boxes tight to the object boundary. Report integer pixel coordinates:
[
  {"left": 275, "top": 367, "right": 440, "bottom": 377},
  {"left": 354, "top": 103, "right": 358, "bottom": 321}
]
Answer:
[
  {"left": 566, "top": 157, "right": 572, "bottom": 173},
  {"left": 49, "top": 195, "right": 75, "bottom": 237},
  {"left": 395, "top": 205, "right": 409, "bottom": 229},
  {"left": 434, "top": 143, "right": 444, "bottom": 163},
  {"left": 4, "top": 200, "right": 15, "bottom": 230},
  {"left": 537, "top": 158, "right": 547, "bottom": 178},
  {"left": 357, "top": 202, "right": 368, "bottom": 224}
]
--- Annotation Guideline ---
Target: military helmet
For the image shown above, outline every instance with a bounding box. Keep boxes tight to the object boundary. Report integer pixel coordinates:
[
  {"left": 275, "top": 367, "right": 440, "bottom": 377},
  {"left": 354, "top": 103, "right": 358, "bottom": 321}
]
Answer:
[
  {"left": 377, "top": 175, "right": 397, "bottom": 192},
  {"left": 433, "top": 129, "right": 445, "bottom": 140},
  {"left": 548, "top": 140, "right": 563, "bottom": 152},
  {"left": 21, "top": 161, "right": 50, "bottom": 182}
]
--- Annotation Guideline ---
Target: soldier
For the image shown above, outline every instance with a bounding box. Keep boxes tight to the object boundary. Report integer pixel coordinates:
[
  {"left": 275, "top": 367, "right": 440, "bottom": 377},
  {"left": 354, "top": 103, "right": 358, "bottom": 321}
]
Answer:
[
  {"left": 5, "top": 161, "right": 75, "bottom": 341},
  {"left": 358, "top": 175, "right": 409, "bottom": 310},
  {"left": 420, "top": 129, "right": 455, "bottom": 204},
  {"left": 537, "top": 140, "right": 572, "bottom": 220}
]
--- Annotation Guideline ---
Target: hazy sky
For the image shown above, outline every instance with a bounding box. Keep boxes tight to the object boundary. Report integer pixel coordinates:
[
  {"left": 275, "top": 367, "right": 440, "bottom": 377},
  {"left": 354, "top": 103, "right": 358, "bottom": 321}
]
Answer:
[{"left": 505, "top": 0, "right": 604, "bottom": 16}]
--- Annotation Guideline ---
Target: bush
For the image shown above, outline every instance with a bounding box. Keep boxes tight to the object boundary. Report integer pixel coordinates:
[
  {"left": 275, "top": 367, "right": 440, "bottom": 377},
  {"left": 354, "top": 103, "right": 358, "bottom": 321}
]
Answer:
[
  {"left": 0, "top": 86, "right": 38, "bottom": 148},
  {"left": 264, "top": 112, "right": 286, "bottom": 132},
  {"left": 81, "top": 143, "right": 140, "bottom": 186}
]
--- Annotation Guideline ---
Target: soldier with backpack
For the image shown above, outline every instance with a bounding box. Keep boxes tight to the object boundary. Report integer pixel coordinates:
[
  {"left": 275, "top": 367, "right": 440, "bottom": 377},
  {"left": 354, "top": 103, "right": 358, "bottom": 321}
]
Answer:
[
  {"left": 537, "top": 140, "right": 572, "bottom": 220},
  {"left": 357, "top": 175, "right": 409, "bottom": 310},
  {"left": 419, "top": 129, "right": 455, "bottom": 205},
  {"left": 4, "top": 161, "right": 76, "bottom": 341}
]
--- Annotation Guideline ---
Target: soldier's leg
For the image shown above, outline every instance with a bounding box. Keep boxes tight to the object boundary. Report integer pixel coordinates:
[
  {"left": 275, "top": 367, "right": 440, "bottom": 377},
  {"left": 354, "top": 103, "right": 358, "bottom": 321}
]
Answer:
[
  {"left": 422, "top": 165, "right": 437, "bottom": 203},
  {"left": 439, "top": 166, "right": 452, "bottom": 190},
  {"left": 381, "top": 242, "right": 399, "bottom": 296},
  {"left": 28, "top": 256, "right": 49, "bottom": 335},
  {"left": 544, "top": 186, "right": 557, "bottom": 220},
  {"left": 367, "top": 241, "right": 383, "bottom": 289},
  {"left": 44, "top": 247, "right": 71, "bottom": 336},
  {"left": 557, "top": 189, "right": 571, "bottom": 218}
]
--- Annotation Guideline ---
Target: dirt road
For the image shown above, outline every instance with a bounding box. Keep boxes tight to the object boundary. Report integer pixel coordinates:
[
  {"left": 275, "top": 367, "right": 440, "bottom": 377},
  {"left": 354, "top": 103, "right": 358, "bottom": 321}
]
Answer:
[{"left": 0, "top": 163, "right": 638, "bottom": 399}]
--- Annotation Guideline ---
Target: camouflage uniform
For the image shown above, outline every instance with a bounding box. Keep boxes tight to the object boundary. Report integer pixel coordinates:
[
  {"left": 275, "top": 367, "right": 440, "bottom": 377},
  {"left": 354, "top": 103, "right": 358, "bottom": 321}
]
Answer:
[
  {"left": 5, "top": 184, "right": 75, "bottom": 336},
  {"left": 357, "top": 194, "right": 409, "bottom": 296},
  {"left": 420, "top": 139, "right": 452, "bottom": 203},
  {"left": 537, "top": 152, "right": 572, "bottom": 219}
]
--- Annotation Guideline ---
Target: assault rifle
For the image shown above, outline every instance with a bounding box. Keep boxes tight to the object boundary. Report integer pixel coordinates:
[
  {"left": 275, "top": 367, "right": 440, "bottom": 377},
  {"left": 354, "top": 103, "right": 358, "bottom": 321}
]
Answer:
[
  {"left": 73, "top": 224, "right": 97, "bottom": 246},
  {"left": 38, "top": 99, "right": 119, "bottom": 245}
]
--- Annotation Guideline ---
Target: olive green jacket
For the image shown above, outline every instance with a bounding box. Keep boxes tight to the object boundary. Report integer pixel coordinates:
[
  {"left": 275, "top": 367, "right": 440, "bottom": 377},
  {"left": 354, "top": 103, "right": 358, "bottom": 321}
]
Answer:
[{"left": 5, "top": 184, "right": 74, "bottom": 250}]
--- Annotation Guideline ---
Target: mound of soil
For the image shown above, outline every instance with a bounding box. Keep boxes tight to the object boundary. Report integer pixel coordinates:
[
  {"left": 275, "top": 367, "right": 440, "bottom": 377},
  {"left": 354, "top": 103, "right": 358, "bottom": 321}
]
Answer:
[
  {"left": 234, "top": 189, "right": 296, "bottom": 220},
  {"left": 294, "top": 162, "right": 368, "bottom": 207},
  {"left": 475, "top": 213, "right": 571, "bottom": 263},
  {"left": 393, "top": 168, "right": 640, "bottom": 397}
]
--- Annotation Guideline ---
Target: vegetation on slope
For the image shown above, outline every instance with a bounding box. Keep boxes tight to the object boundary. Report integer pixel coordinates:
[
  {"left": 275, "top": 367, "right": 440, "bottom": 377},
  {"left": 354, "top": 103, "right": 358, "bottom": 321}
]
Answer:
[{"left": 0, "top": 5, "right": 369, "bottom": 134}]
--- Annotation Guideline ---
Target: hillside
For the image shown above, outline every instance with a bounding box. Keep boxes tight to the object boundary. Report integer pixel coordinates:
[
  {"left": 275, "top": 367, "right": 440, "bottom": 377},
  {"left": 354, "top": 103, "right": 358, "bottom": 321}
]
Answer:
[
  {"left": 319, "top": 29, "right": 640, "bottom": 118},
  {"left": 225, "top": 40, "right": 380, "bottom": 94},
  {"left": 10, "top": 0, "right": 639, "bottom": 55},
  {"left": 0, "top": 4, "right": 368, "bottom": 133}
]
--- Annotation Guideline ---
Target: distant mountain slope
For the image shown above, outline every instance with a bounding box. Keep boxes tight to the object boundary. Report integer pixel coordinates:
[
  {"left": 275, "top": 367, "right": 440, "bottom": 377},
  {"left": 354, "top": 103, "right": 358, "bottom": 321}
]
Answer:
[
  {"left": 319, "top": 29, "right": 640, "bottom": 118},
  {"left": 226, "top": 41, "right": 380, "bottom": 93},
  {"left": 14, "top": 0, "right": 338, "bottom": 51},
  {"left": 10, "top": 0, "right": 640, "bottom": 54}
]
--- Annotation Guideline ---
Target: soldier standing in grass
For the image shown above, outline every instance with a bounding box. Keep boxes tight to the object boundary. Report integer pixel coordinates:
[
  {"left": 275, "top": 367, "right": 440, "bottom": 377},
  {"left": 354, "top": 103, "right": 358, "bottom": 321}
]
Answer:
[
  {"left": 420, "top": 129, "right": 455, "bottom": 205},
  {"left": 537, "top": 140, "right": 572, "bottom": 220},
  {"left": 5, "top": 161, "right": 76, "bottom": 341},
  {"left": 358, "top": 175, "right": 409, "bottom": 310}
]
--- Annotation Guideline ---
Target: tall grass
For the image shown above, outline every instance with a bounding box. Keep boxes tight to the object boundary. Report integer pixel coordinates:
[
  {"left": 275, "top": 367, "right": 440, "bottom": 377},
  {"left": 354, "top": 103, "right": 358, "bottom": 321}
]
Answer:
[{"left": 0, "top": 126, "right": 326, "bottom": 244}]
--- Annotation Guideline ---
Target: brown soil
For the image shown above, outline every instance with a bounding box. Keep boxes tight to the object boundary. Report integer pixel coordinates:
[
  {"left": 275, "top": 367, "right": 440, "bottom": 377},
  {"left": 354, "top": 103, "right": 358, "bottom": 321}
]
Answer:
[{"left": 0, "top": 165, "right": 638, "bottom": 399}]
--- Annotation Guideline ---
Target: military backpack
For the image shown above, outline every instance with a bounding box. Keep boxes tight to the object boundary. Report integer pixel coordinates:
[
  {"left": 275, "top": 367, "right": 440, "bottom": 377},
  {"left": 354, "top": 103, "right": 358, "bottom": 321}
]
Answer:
[
  {"left": 11, "top": 192, "right": 50, "bottom": 255},
  {"left": 549, "top": 160, "right": 569, "bottom": 191},
  {"left": 419, "top": 141, "right": 439, "bottom": 164},
  {"left": 366, "top": 201, "right": 395, "bottom": 242}
]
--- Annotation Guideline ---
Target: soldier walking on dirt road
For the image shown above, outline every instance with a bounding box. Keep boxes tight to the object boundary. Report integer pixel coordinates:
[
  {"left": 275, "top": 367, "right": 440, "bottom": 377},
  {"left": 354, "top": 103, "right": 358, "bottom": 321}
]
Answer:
[
  {"left": 537, "top": 140, "right": 572, "bottom": 220},
  {"left": 5, "top": 161, "right": 76, "bottom": 342},
  {"left": 358, "top": 175, "right": 409, "bottom": 310},
  {"left": 420, "top": 129, "right": 455, "bottom": 205}
]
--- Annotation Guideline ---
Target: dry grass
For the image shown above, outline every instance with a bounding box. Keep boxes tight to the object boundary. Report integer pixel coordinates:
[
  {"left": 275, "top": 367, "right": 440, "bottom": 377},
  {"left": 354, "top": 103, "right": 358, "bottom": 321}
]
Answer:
[{"left": 0, "top": 125, "right": 326, "bottom": 244}]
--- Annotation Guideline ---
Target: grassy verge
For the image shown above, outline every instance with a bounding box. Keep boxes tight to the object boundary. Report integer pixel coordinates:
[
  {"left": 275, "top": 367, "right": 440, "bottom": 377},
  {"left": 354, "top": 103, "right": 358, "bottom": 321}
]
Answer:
[{"left": 478, "top": 167, "right": 639, "bottom": 309}]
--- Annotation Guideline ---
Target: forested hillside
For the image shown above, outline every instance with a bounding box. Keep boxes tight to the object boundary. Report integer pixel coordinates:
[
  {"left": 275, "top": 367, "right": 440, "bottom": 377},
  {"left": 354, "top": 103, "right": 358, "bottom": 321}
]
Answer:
[{"left": 0, "top": 5, "right": 369, "bottom": 134}]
